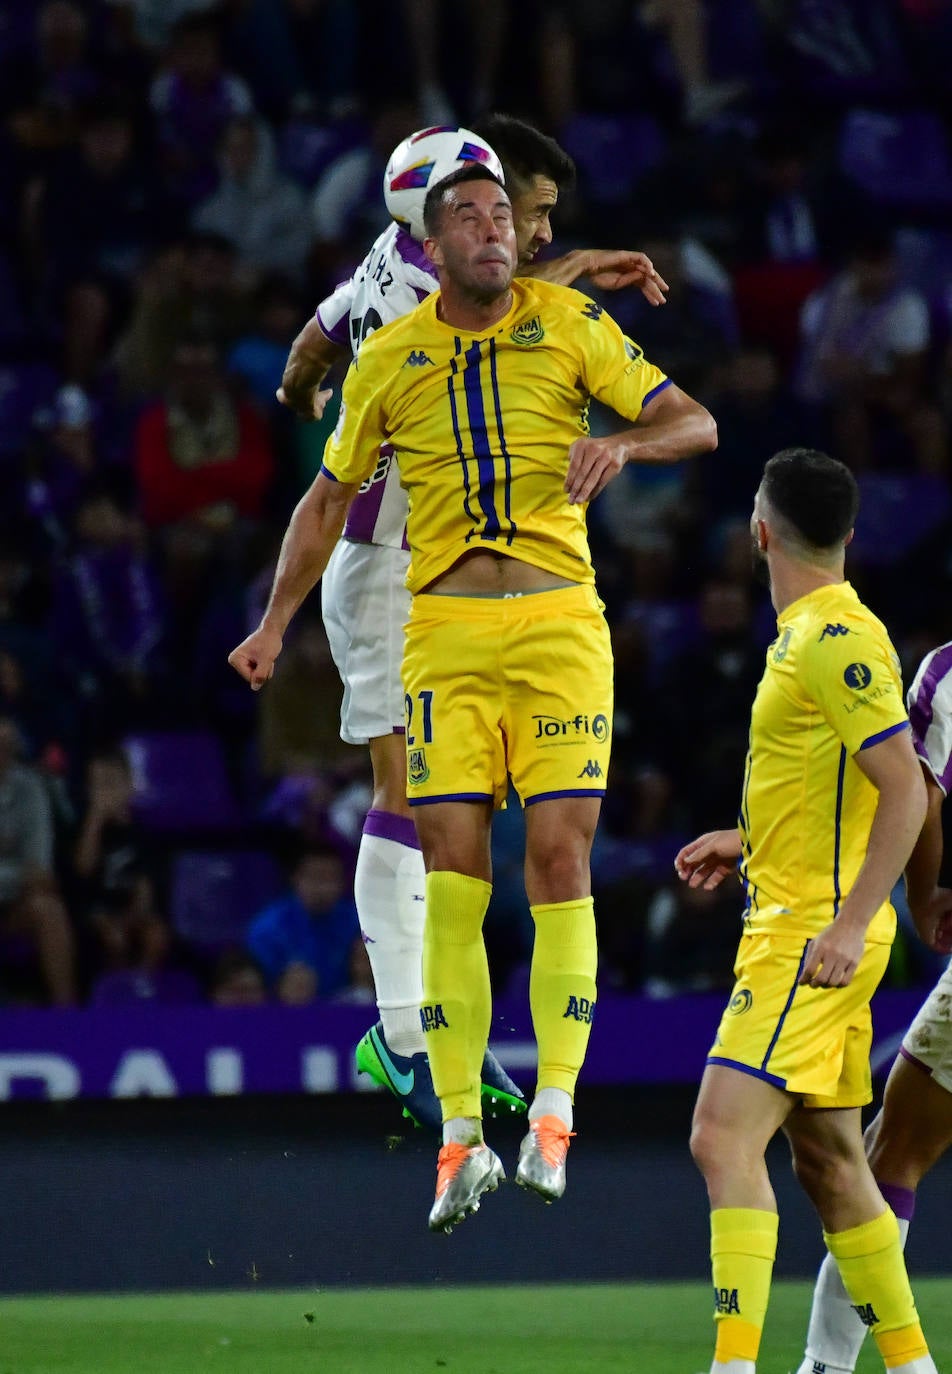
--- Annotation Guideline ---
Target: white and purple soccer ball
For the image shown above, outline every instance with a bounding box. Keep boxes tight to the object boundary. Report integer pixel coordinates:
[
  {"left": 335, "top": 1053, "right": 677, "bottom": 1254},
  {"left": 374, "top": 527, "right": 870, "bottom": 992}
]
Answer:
[{"left": 383, "top": 125, "right": 504, "bottom": 242}]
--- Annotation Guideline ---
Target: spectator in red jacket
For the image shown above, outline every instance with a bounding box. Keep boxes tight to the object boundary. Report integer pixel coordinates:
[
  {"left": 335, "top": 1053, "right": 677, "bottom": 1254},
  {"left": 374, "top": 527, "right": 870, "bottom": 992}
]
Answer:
[{"left": 134, "top": 332, "right": 273, "bottom": 529}]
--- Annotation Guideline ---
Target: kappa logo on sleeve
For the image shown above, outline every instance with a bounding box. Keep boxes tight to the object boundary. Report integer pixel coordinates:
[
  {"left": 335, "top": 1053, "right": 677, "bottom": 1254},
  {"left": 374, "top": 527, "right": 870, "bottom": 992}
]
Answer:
[{"left": 819, "top": 622, "right": 851, "bottom": 641}]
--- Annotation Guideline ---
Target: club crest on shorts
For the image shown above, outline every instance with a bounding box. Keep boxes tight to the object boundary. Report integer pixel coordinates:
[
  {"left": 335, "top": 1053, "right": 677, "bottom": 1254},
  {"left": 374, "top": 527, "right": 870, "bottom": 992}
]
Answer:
[{"left": 407, "top": 747, "right": 429, "bottom": 784}]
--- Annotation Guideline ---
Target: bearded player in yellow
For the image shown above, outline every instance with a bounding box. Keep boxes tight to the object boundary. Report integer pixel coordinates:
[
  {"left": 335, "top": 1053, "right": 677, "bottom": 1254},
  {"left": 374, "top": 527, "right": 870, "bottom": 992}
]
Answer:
[
  {"left": 675, "top": 448, "right": 937, "bottom": 1374},
  {"left": 229, "top": 164, "right": 716, "bottom": 1232}
]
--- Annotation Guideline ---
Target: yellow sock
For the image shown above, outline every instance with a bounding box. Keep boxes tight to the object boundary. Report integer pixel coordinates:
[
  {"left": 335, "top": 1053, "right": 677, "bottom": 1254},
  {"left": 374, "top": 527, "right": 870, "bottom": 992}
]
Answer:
[
  {"left": 528, "top": 898, "right": 597, "bottom": 1096},
  {"left": 710, "top": 1207, "right": 778, "bottom": 1364},
  {"left": 421, "top": 870, "right": 492, "bottom": 1120},
  {"left": 824, "top": 1209, "right": 930, "bottom": 1368}
]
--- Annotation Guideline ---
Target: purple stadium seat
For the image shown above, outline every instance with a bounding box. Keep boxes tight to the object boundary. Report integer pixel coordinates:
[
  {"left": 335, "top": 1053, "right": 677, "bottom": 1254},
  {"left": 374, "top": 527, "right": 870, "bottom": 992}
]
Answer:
[
  {"left": 89, "top": 968, "right": 204, "bottom": 1006},
  {"left": 849, "top": 473, "right": 951, "bottom": 567},
  {"left": 560, "top": 113, "right": 666, "bottom": 205},
  {"left": 123, "top": 731, "right": 242, "bottom": 832},
  {"left": 169, "top": 849, "right": 284, "bottom": 948},
  {"left": 277, "top": 117, "right": 357, "bottom": 187},
  {"left": 839, "top": 109, "right": 952, "bottom": 211}
]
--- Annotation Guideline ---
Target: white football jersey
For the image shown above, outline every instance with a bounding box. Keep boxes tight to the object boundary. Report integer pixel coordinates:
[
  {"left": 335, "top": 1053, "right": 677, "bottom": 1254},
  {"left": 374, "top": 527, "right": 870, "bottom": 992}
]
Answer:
[
  {"left": 908, "top": 641, "right": 952, "bottom": 796},
  {"left": 316, "top": 222, "right": 438, "bottom": 548}
]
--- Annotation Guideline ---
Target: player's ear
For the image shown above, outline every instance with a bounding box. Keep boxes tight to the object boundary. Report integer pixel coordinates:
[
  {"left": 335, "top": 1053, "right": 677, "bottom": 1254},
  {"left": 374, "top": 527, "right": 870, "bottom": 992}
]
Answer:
[
  {"left": 844, "top": 527, "right": 854, "bottom": 547},
  {"left": 423, "top": 236, "right": 442, "bottom": 268}
]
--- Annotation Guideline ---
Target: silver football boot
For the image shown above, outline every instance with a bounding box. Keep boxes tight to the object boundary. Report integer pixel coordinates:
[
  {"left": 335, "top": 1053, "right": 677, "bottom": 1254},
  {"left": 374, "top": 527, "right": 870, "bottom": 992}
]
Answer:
[
  {"left": 514, "top": 1115, "right": 574, "bottom": 1201},
  {"left": 428, "top": 1142, "right": 505, "bottom": 1234}
]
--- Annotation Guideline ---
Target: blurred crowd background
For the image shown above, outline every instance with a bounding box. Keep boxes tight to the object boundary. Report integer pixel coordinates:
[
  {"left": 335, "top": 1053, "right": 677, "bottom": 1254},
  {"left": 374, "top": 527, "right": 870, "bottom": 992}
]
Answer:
[{"left": 1, "top": 0, "right": 951, "bottom": 1013}]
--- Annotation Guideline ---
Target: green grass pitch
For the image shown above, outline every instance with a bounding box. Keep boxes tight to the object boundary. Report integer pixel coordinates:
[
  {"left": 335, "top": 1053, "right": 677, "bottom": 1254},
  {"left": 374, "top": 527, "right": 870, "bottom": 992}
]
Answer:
[{"left": 0, "top": 1280, "right": 948, "bottom": 1373}]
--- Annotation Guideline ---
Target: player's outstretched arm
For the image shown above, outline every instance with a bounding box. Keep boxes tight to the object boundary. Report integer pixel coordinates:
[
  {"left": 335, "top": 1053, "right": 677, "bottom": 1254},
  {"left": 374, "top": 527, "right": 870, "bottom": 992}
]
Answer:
[
  {"left": 528, "top": 248, "right": 669, "bottom": 305},
  {"left": 278, "top": 317, "right": 346, "bottom": 420},
  {"left": 800, "top": 728, "right": 928, "bottom": 988},
  {"left": 227, "top": 471, "right": 357, "bottom": 690},
  {"left": 674, "top": 830, "right": 743, "bottom": 891},
  {"left": 565, "top": 383, "right": 716, "bottom": 504}
]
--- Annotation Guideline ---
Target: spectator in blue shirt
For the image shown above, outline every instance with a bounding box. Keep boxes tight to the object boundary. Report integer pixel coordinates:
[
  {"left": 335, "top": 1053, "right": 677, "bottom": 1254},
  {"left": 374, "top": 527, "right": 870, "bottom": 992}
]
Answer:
[{"left": 245, "top": 843, "right": 358, "bottom": 1004}]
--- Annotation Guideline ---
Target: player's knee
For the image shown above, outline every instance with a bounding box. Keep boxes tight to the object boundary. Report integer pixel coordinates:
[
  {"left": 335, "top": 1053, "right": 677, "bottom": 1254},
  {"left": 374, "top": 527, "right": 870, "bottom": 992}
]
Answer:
[
  {"left": 791, "top": 1138, "right": 857, "bottom": 1206},
  {"left": 525, "top": 839, "right": 588, "bottom": 898},
  {"left": 689, "top": 1114, "right": 732, "bottom": 1181}
]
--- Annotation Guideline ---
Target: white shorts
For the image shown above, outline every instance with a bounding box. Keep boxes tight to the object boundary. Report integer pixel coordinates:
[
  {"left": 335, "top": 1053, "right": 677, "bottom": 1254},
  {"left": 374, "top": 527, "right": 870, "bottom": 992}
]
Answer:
[
  {"left": 321, "top": 539, "right": 410, "bottom": 745},
  {"left": 901, "top": 959, "right": 952, "bottom": 1093}
]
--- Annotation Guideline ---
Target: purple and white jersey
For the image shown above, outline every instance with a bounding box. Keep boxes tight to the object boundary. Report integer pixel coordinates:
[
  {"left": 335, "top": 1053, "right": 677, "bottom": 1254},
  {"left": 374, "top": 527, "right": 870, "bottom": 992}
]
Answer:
[
  {"left": 315, "top": 222, "right": 438, "bottom": 550},
  {"left": 907, "top": 641, "right": 952, "bottom": 796}
]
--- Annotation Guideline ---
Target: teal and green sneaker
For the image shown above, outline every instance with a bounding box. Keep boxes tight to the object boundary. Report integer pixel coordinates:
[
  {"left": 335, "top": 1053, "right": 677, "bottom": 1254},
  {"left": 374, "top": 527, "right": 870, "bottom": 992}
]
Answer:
[
  {"left": 480, "top": 1048, "right": 527, "bottom": 1120},
  {"left": 355, "top": 1022, "right": 442, "bottom": 1133},
  {"left": 355, "top": 1022, "right": 527, "bottom": 1131}
]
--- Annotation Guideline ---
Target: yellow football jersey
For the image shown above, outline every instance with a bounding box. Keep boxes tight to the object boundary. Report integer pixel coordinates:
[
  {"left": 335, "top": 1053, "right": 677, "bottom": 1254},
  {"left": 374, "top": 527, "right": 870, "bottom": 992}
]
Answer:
[
  {"left": 739, "top": 581, "right": 908, "bottom": 944},
  {"left": 321, "top": 277, "right": 670, "bottom": 592}
]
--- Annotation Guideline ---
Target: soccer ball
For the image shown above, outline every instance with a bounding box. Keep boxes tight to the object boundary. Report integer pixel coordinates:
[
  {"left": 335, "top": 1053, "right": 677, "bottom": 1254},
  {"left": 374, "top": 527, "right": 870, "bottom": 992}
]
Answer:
[{"left": 383, "top": 125, "right": 504, "bottom": 242}]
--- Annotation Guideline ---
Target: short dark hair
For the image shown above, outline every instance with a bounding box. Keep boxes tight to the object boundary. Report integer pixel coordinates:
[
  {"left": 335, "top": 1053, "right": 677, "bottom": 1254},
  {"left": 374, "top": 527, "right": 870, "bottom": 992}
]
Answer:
[
  {"left": 473, "top": 113, "right": 576, "bottom": 193},
  {"left": 422, "top": 164, "right": 506, "bottom": 236},
  {"left": 762, "top": 448, "right": 859, "bottom": 548}
]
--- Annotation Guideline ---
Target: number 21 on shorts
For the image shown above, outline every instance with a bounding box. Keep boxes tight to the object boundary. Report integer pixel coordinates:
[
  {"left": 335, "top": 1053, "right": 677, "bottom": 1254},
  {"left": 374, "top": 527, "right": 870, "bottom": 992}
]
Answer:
[{"left": 405, "top": 689, "right": 434, "bottom": 745}]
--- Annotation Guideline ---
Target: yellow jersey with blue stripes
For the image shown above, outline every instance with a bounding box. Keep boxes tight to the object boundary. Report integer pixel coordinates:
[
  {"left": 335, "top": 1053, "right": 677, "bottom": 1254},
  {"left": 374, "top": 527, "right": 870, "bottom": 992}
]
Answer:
[
  {"left": 320, "top": 277, "right": 670, "bottom": 592},
  {"left": 739, "top": 581, "right": 908, "bottom": 945}
]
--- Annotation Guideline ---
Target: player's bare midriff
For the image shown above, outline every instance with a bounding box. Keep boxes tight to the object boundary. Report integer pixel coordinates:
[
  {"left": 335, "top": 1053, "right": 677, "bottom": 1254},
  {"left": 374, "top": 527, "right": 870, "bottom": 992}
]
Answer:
[{"left": 422, "top": 549, "right": 577, "bottom": 596}]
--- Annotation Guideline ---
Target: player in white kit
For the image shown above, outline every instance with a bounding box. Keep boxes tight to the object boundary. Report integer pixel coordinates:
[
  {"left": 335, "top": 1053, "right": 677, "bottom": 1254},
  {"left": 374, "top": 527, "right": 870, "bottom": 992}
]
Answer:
[
  {"left": 795, "top": 642, "right": 952, "bottom": 1374},
  {"left": 278, "top": 116, "right": 669, "bottom": 1132}
]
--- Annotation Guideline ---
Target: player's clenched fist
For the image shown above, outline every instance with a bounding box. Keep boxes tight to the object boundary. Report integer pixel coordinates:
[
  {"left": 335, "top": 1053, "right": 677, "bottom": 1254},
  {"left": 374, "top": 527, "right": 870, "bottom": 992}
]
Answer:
[{"left": 228, "top": 625, "right": 284, "bottom": 691}]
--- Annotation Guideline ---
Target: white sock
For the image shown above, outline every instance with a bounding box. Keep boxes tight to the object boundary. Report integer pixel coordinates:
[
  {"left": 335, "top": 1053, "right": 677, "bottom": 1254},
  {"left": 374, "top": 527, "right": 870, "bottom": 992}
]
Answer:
[
  {"left": 353, "top": 818, "right": 426, "bottom": 1056},
  {"left": 800, "top": 1217, "right": 910, "bottom": 1374},
  {"left": 442, "top": 1116, "right": 483, "bottom": 1147},
  {"left": 529, "top": 1087, "right": 573, "bottom": 1130},
  {"left": 888, "top": 1360, "right": 938, "bottom": 1374}
]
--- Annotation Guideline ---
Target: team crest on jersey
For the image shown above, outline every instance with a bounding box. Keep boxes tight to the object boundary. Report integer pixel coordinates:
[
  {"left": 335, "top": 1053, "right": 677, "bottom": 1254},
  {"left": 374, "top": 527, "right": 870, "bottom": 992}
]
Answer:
[
  {"left": 407, "top": 747, "right": 429, "bottom": 784},
  {"left": 510, "top": 315, "right": 544, "bottom": 346},
  {"left": 728, "top": 988, "right": 753, "bottom": 1015},
  {"left": 623, "top": 337, "right": 645, "bottom": 365},
  {"left": 773, "top": 627, "right": 793, "bottom": 662}
]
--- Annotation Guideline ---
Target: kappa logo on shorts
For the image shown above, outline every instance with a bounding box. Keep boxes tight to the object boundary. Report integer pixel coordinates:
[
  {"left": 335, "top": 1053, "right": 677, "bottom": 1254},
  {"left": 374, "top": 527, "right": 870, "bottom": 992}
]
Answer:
[
  {"left": 407, "top": 747, "right": 430, "bottom": 784},
  {"left": 851, "top": 1303, "right": 879, "bottom": 1328},
  {"left": 728, "top": 988, "right": 753, "bottom": 1015}
]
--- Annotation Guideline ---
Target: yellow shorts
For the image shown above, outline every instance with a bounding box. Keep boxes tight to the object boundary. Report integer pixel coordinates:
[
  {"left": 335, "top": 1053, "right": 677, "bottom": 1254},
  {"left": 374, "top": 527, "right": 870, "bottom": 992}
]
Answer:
[
  {"left": 402, "top": 583, "right": 613, "bottom": 808},
  {"left": 708, "top": 931, "right": 891, "bottom": 1108}
]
